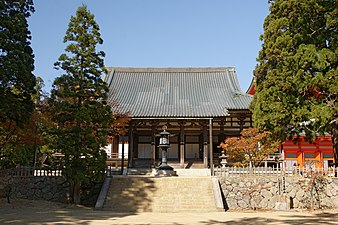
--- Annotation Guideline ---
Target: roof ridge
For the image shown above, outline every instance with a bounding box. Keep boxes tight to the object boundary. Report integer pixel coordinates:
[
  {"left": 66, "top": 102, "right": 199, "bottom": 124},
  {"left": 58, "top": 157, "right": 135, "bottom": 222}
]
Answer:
[{"left": 109, "top": 67, "right": 236, "bottom": 73}]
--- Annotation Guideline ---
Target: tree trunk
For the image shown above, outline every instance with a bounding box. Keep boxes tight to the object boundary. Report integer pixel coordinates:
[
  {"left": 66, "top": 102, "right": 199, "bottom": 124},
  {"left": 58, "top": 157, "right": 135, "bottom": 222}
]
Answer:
[
  {"left": 332, "top": 125, "right": 338, "bottom": 168},
  {"left": 69, "top": 180, "right": 81, "bottom": 205}
]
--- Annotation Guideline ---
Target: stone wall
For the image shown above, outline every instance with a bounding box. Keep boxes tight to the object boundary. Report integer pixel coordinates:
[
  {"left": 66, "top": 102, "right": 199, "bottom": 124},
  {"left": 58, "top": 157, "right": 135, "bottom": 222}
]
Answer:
[
  {"left": 0, "top": 176, "right": 102, "bottom": 206},
  {"left": 0, "top": 176, "right": 69, "bottom": 203},
  {"left": 219, "top": 176, "right": 338, "bottom": 210},
  {"left": 2, "top": 174, "right": 338, "bottom": 210}
]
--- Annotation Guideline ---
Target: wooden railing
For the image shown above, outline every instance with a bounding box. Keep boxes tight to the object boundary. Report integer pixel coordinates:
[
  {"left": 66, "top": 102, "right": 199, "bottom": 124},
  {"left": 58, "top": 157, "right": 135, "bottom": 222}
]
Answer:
[
  {"left": 214, "top": 166, "right": 338, "bottom": 178},
  {"left": 3, "top": 165, "right": 336, "bottom": 178},
  {"left": 0, "top": 166, "right": 63, "bottom": 177},
  {"left": 107, "top": 152, "right": 128, "bottom": 159},
  {"left": 106, "top": 153, "right": 128, "bottom": 168},
  {"left": 0, "top": 166, "right": 120, "bottom": 177}
]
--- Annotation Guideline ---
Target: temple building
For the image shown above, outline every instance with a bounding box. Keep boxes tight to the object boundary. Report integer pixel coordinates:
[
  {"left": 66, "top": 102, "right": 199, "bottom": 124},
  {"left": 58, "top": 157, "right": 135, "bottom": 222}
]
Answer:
[
  {"left": 104, "top": 67, "right": 253, "bottom": 169},
  {"left": 283, "top": 136, "right": 334, "bottom": 169}
]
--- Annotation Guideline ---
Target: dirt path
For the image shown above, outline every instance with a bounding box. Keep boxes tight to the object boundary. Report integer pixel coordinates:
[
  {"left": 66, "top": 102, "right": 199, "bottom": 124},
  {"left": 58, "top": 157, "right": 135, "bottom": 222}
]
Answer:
[{"left": 1, "top": 198, "right": 338, "bottom": 225}]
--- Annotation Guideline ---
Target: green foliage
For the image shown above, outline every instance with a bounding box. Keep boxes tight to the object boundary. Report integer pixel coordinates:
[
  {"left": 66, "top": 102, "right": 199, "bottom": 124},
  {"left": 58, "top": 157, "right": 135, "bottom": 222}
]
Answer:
[
  {"left": 0, "top": 145, "right": 35, "bottom": 168},
  {"left": 0, "top": 77, "right": 48, "bottom": 168},
  {"left": 0, "top": 0, "right": 36, "bottom": 126},
  {"left": 0, "top": 0, "right": 36, "bottom": 167},
  {"left": 48, "top": 5, "right": 112, "bottom": 204},
  {"left": 251, "top": 0, "right": 338, "bottom": 147}
]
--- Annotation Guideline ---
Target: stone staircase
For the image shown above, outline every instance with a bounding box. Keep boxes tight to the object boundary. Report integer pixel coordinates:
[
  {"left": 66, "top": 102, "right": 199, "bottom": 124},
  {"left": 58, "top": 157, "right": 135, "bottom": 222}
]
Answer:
[{"left": 102, "top": 176, "right": 219, "bottom": 212}]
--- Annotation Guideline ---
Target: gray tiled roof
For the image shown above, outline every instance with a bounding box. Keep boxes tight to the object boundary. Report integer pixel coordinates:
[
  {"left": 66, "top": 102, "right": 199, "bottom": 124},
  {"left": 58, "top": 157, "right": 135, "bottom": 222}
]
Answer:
[{"left": 104, "top": 67, "right": 252, "bottom": 118}]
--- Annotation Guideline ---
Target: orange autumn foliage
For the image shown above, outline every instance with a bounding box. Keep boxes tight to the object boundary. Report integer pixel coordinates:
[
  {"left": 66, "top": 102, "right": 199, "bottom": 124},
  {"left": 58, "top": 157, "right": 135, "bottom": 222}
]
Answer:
[{"left": 219, "top": 128, "right": 279, "bottom": 167}]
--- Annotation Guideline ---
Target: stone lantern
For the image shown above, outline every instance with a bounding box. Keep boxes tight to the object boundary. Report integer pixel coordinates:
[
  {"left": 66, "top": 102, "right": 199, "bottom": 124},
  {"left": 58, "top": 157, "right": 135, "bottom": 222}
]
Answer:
[
  {"left": 156, "top": 126, "right": 177, "bottom": 176},
  {"left": 219, "top": 149, "right": 228, "bottom": 168}
]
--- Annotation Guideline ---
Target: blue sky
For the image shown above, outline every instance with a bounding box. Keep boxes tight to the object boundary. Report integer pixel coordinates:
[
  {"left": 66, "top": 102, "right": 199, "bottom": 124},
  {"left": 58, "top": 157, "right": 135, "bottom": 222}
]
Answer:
[{"left": 28, "top": 0, "right": 270, "bottom": 92}]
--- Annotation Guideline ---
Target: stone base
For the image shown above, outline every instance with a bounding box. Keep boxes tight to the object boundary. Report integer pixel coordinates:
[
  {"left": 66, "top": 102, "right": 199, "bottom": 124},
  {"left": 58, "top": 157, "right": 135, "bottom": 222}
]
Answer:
[
  {"left": 155, "top": 169, "right": 177, "bottom": 177},
  {"left": 158, "top": 165, "right": 174, "bottom": 170}
]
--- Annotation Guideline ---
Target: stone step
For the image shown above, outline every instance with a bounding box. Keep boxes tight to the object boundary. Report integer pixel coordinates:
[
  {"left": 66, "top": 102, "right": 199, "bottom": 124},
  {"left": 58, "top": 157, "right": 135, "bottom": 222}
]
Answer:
[
  {"left": 170, "top": 161, "right": 206, "bottom": 169},
  {"left": 125, "top": 168, "right": 210, "bottom": 176},
  {"left": 126, "top": 168, "right": 154, "bottom": 175},
  {"left": 175, "top": 169, "right": 211, "bottom": 176},
  {"left": 103, "top": 176, "right": 218, "bottom": 212}
]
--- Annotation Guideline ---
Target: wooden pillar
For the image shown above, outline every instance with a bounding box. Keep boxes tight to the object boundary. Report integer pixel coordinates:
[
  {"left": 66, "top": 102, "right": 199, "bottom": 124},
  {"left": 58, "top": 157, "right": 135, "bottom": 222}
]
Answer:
[
  {"left": 151, "top": 124, "right": 157, "bottom": 167},
  {"left": 237, "top": 115, "right": 246, "bottom": 132},
  {"left": 203, "top": 125, "right": 208, "bottom": 168},
  {"left": 128, "top": 121, "right": 134, "bottom": 168},
  {"left": 249, "top": 114, "right": 253, "bottom": 127},
  {"left": 199, "top": 133, "right": 203, "bottom": 159},
  {"left": 121, "top": 134, "right": 125, "bottom": 174},
  {"left": 219, "top": 120, "right": 225, "bottom": 143},
  {"left": 112, "top": 136, "right": 119, "bottom": 157},
  {"left": 133, "top": 134, "right": 138, "bottom": 161},
  {"left": 179, "top": 122, "right": 185, "bottom": 168},
  {"left": 209, "top": 118, "right": 214, "bottom": 175}
]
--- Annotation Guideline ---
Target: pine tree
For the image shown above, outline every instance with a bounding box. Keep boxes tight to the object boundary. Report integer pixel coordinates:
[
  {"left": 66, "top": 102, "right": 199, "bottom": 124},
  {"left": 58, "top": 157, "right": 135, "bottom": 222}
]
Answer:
[
  {"left": 0, "top": 0, "right": 36, "bottom": 125},
  {"left": 251, "top": 0, "right": 338, "bottom": 164},
  {"left": 0, "top": 0, "right": 36, "bottom": 165},
  {"left": 49, "top": 5, "right": 112, "bottom": 204}
]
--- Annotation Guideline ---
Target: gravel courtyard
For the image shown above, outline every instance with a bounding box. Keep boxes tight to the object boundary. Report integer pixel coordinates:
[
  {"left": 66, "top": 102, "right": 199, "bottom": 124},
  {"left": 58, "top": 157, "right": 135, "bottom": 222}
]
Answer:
[{"left": 1, "top": 198, "right": 338, "bottom": 225}]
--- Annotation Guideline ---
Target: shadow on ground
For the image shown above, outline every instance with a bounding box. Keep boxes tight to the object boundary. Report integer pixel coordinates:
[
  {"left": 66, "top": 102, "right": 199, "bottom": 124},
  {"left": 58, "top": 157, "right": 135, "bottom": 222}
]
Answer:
[
  {"left": 1, "top": 198, "right": 338, "bottom": 225},
  {"left": 202, "top": 211, "right": 338, "bottom": 225},
  {"left": 0, "top": 206, "right": 135, "bottom": 225}
]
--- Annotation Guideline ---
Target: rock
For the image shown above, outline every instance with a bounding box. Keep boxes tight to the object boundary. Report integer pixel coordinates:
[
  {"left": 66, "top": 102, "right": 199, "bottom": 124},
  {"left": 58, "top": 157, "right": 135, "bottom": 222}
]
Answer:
[
  {"left": 250, "top": 195, "right": 263, "bottom": 209},
  {"left": 268, "top": 195, "right": 278, "bottom": 209},
  {"left": 235, "top": 191, "right": 243, "bottom": 200},
  {"left": 261, "top": 190, "right": 272, "bottom": 199},
  {"left": 226, "top": 185, "right": 233, "bottom": 192},
  {"left": 320, "top": 197, "right": 333, "bottom": 208},
  {"left": 227, "top": 191, "right": 236, "bottom": 198},
  {"left": 331, "top": 196, "right": 338, "bottom": 208},
  {"left": 242, "top": 195, "right": 251, "bottom": 205},
  {"left": 275, "top": 202, "right": 288, "bottom": 210},
  {"left": 258, "top": 197, "right": 269, "bottom": 208},
  {"left": 226, "top": 197, "right": 238, "bottom": 209},
  {"left": 326, "top": 188, "right": 334, "bottom": 197},
  {"left": 332, "top": 182, "right": 338, "bottom": 191},
  {"left": 286, "top": 184, "right": 294, "bottom": 193},
  {"left": 296, "top": 189, "right": 305, "bottom": 200},
  {"left": 330, "top": 187, "right": 337, "bottom": 196},
  {"left": 237, "top": 200, "right": 249, "bottom": 209},
  {"left": 44, "top": 191, "right": 54, "bottom": 200},
  {"left": 288, "top": 189, "right": 297, "bottom": 198},
  {"left": 270, "top": 186, "right": 278, "bottom": 194},
  {"left": 293, "top": 198, "right": 300, "bottom": 208},
  {"left": 223, "top": 189, "right": 229, "bottom": 197}
]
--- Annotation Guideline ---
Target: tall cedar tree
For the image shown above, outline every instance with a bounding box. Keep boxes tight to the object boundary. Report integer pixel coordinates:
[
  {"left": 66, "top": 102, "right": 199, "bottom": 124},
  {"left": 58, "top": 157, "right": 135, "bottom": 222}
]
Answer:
[
  {"left": 0, "top": 0, "right": 36, "bottom": 166},
  {"left": 251, "top": 0, "right": 338, "bottom": 165},
  {"left": 49, "top": 5, "right": 112, "bottom": 204}
]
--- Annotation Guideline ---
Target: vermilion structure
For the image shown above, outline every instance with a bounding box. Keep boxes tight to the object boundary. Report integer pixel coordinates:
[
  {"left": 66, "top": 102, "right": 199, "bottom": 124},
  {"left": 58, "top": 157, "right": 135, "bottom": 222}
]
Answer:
[{"left": 247, "top": 80, "right": 335, "bottom": 169}]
